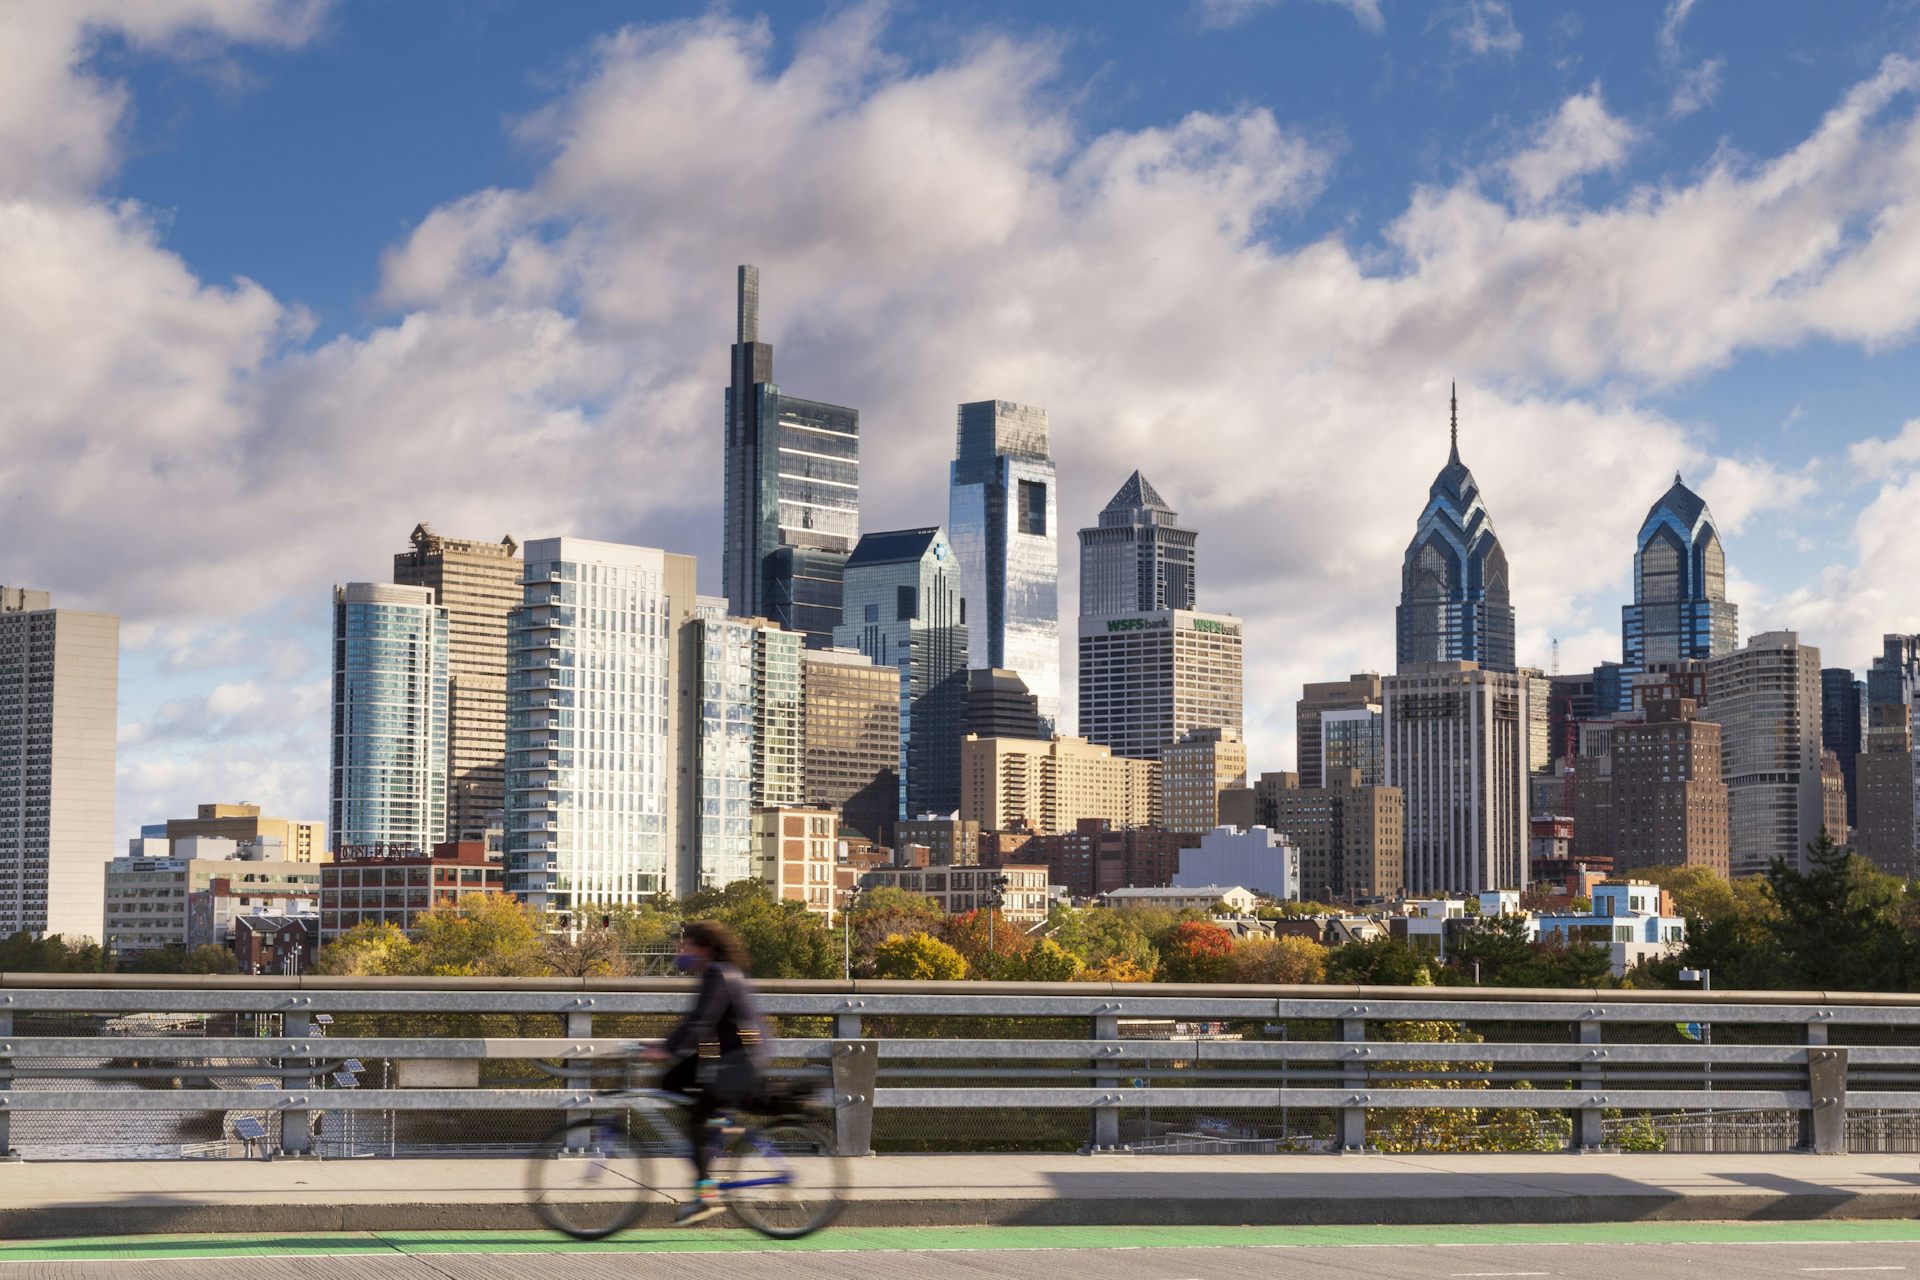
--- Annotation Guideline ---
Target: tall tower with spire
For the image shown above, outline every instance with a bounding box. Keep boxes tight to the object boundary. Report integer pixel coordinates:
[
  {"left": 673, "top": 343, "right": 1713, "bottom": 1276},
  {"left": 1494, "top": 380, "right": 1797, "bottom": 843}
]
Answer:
[
  {"left": 1395, "top": 384, "right": 1516, "bottom": 672},
  {"left": 1077, "top": 470, "right": 1198, "bottom": 617},
  {"left": 1622, "top": 472, "right": 1737, "bottom": 682},
  {"left": 721, "top": 265, "right": 862, "bottom": 647}
]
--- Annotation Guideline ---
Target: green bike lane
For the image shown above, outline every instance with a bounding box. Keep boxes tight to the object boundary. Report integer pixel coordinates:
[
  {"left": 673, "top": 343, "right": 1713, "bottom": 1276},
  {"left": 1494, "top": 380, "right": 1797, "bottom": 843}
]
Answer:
[{"left": 3, "top": 1219, "right": 1920, "bottom": 1263}]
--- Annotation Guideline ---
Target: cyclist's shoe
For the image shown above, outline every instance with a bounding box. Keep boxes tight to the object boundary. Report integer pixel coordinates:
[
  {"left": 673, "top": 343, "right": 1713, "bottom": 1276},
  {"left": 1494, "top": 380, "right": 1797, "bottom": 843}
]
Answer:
[{"left": 673, "top": 1182, "right": 724, "bottom": 1227}]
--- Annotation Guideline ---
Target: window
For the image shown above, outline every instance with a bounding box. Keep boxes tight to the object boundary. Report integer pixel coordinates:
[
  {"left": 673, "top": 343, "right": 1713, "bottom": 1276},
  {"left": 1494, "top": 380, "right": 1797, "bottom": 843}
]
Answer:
[
  {"left": 865, "top": 603, "right": 878, "bottom": 624},
  {"left": 897, "top": 585, "right": 918, "bottom": 621},
  {"left": 1018, "top": 480, "right": 1047, "bottom": 536}
]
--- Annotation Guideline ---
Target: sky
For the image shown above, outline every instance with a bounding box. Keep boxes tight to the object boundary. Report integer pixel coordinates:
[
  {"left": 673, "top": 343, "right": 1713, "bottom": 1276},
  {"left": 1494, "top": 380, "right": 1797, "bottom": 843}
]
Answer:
[{"left": 7, "top": 0, "right": 1920, "bottom": 840}]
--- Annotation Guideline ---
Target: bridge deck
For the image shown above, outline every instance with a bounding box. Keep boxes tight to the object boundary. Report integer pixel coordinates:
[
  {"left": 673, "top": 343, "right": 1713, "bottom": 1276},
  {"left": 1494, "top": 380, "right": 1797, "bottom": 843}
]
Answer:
[{"left": 0, "top": 1151, "right": 1914, "bottom": 1238}]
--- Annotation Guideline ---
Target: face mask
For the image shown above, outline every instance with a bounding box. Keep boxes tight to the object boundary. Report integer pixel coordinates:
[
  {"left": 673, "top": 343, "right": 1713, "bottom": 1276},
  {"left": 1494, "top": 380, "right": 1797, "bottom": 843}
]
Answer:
[{"left": 674, "top": 953, "right": 700, "bottom": 973}]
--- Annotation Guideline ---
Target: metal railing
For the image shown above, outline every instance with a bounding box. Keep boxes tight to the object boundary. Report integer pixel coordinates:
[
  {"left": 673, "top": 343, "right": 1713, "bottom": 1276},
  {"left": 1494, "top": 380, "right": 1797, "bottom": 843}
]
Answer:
[{"left": 0, "top": 975, "right": 1914, "bottom": 1158}]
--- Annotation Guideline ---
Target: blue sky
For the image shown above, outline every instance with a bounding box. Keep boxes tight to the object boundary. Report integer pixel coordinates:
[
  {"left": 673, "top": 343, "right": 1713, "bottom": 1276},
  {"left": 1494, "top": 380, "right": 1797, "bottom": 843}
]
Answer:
[{"left": 6, "top": 0, "right": 1920, "bottom": 838}]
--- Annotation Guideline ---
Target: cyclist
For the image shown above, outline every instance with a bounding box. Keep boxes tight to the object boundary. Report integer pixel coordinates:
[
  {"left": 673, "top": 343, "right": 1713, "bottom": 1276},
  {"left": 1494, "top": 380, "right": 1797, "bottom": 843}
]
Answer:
[{"left": 643, "top": 920, "right": 771, "bottom": 1225}]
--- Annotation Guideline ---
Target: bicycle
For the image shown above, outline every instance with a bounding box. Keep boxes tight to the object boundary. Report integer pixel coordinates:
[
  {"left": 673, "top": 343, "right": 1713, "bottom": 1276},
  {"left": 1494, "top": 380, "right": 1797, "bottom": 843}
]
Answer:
[{"left": 527, "top": 1058, "right": 847, "bottom": 1240}]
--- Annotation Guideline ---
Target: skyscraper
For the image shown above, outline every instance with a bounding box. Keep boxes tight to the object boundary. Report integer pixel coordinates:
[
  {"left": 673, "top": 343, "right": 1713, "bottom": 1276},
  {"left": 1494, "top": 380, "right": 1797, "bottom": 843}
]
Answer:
[
  {"left": 1078, "top": 471, "right": 1197, "bottom": 617},
  {"left": 1620, "top": 475, "right": 1737, "bottom": 710},
  {"left": 0, "top": 588, "right": 116, "bottom": 940},
  {"left": 392, "top": 523, "right": 520, "bottom": 840},
  {"left": 722, "top": 265, "right": 861, "bottom": 647},
  {"left": 1707, "top": 631, "right": 1824, "bottom": 877},
  {"left": 1161, "top": 726, "right": 1249, "bottom": 836},
  {"left": 1396, "top": 387, "right": 1515, "bottom": 673},
  {"left": 688, "top": 605, "right": 803, "bottom": 894},
  {"left": 1382, "top": 661, "right": 1530, "bottom": 893},
  {"left": 1078, "top": 609, "right": 1244, "bottom": 763},
  {"left": 1857, "top": 703, "right": 1917, "bottom": 877},
  {"left": 962, "top": 668, "right": 1043, "bottom": 741},
  {"left": 949, "top": 399, "right": 1059, "bottom": 732},
  {"left": 329, "top": 583, "right": 449, "bottom": 857},
  {"left": 506, "top": 539, "right": 697, "bottom": 914},
  {"left": 834, "top": 529, "right": 969, "bottom": 819},
  {"left": 1821, "top": 667, "right": 1866, "bottom": 827},
  {"left": 1296, "top": 674, "right": 1383, "bottom": 791},
  {"left": 1605, "top": 697, "right": 1730, "bottom": 876},
  {"left": 1868, "top": 635, "right": 1920, "bottom": 707},
  {"left": 801, "top": 648, "right": 901, "bottom": 846}
]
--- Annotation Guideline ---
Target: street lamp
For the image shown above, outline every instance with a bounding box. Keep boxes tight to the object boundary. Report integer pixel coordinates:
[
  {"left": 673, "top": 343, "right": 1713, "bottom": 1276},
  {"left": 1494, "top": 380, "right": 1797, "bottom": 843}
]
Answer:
[
  {"left": 1680, "top": 966, "right": 1712, "bottom": 1151},
  {"left": 841, "top": 885, "right": 863, "bottom": 981}
]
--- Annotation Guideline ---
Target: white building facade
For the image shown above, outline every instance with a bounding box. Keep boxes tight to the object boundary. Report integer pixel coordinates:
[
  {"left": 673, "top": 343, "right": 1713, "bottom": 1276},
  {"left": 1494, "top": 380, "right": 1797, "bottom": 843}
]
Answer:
[
  {"left": 1707, "top": 630, "right": 1824, "bottom": 876},
  {"left": 1173, "top": 825, "right": 1300, "bottom": 901}
]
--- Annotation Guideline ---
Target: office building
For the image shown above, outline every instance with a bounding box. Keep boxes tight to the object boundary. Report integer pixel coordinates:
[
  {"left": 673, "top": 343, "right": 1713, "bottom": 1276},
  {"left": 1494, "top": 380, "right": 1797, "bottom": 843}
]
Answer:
[
  {"left": 506, "top": 539, "right": 697, "bottom": 914},
  {"left": 1174, "top": 826, "right": 1299, "bottom": 902},
  {"left": 330, "top": 583, "right": 448, "bottom": 858},
  {"left": 1856, "top": 703, "right": 1918, "bottom": 877},
  {"left": 1606, "top": 697, "right": 1730, "bottom": 875},
  {"left": 1078, "top": 471, "right": 1196, "bottom": 616},
  {"left": 1296, "top": 674, "right": 1383, "bottom": 790},
  {"left": 834, "top": 528, "right": 968, "bottom": 819},
  {"left": 1619, "top": 476, "right": 1738, "bottom": 710},
  {"left": 1822, "top": 750, "right": 1850, "bottom": 844},
  {"left": 960, "top": 734, "right": 1160, "bottom": 835},
  {"left": 896, "top": 816, "right": 983, "bottom": 867},
  {"left": 1021, "top": 819, "right": 1183, "bottom": 898},
  {"left": 1079, "top": 609, "right": 1243, "bottom": 763},
  {"left": 1255, "top": 769, "right": 1405, "bottom": 903},
  {"left": 1544, "top": 671, "right": 1596, "bottom": 770},
  {"left": 1395, "top": 388, "right": 1515, "bottom": 673},
  {"left": 164, "top": 802, "right": 326, "bottom": 864},
  {"left": 755, "top": 806, "right": 840, "bottom": 917},
  {"left": 721, "top": 265, "right": 860, "bottom": 647},
  {"left": 1707, "top": 631, "right": 1824, "bottom": 877},
  {"left": 105, "top": 841, "right": 320, "bottom": 960},
  {"left": 962, "top": 668, "right": 1043, "bottom": 741},
  {"left": 0, "top": 588, "right": 115, "bottom": 940},
  {"left": 855, "top": 864, "right": 1050, "bottom": 925},
  {"left": 393, "top": 523, "right": 521, "bottom": 840},
  {"left": 688, "top": 607, "right": 803, "bottom": 893},
  {"left": 1521, "top": 667, "right": 1553, "bottom": 774},
  {"left": 949, "top": 399, "right": 1059, "bottom": 731},
  {"left": 1382, "top": 661, "right": 1530, "bottom": 893},
  {"left": 800, "top": 647, "right": 900, "bottom": 845},
  {"left": 1821, "top": 667, "right": 1866, "bottom": 827},
  {"left": 318, "top": 840, "right": 501, "bottom": 942},
  {"left": 1161, "top": 727, "right": 1249, "bottom": 837},
  {"left": 1868, "top": 635, "right": 1920, "bottom": 708}
]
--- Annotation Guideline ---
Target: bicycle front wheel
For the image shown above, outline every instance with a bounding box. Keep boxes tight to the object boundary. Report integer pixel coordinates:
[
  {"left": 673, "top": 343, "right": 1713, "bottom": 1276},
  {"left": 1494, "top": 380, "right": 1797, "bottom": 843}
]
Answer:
[
  {"left": 718, "top": 1118, "right": 847, "bottom": 1238},
  {"left": 527, "top": 1118, "right": 665, "bottom": 1239}
]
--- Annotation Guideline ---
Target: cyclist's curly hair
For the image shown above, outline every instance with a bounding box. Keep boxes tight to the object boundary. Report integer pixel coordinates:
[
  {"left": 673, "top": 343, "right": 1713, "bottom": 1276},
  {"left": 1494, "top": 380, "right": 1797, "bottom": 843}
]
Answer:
[{"left": 682, "top": 920, "right": 750, "bottom": 972}]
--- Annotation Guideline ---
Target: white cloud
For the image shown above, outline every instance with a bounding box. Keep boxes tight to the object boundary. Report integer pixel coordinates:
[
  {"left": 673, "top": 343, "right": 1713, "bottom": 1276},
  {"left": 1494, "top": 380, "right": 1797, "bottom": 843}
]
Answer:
[
  {"left": 1442, "top": 0, "right": 1522, "bottom": 58},
  {"left": 9, "top": 8, "right": 1920, "bottom": 828},
  {"left": 1657, "top": 0, "right": 1723, "bottom": 118},
  {"left": 1196, "top": 0, "right": 1385, "bottom": 32},
  {"left": 1501, "top": 86, "right": 1638, "bottom": 206}
]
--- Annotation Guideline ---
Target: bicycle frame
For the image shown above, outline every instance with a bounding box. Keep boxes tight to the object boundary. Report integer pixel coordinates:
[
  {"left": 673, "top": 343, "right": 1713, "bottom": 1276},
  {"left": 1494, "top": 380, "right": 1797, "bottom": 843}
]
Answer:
[{"left": 569, "top": 1087, "right": 798, "bottom": 1196}]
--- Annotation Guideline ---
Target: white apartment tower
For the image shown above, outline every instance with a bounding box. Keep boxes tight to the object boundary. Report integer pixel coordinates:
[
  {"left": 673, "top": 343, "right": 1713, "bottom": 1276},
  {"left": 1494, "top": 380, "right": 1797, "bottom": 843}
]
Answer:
[
  {"left": 688, "top": 602, "right": 803, "bottom": 894},
  {"left": 0, "top": 588, "right": 116, "bottom": 939},
  {"left": 330, "top": 583, "right": 449, "bottom": 856},
  {"left": 1707, "top": 630, "right": 1825, "bottom": 876},
  {"left": 507, "top": 539, "right": 698, "bottom": 916},
  {"left": 1382, "top": 661, "right": 1530, "bottom": 893}
]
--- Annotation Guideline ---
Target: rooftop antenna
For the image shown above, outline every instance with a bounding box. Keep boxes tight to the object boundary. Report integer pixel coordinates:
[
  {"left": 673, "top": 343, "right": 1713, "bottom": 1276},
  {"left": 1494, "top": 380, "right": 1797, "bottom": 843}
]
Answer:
[{"left": 1449, "top": 380, "right": 1460, "bottom": 463}]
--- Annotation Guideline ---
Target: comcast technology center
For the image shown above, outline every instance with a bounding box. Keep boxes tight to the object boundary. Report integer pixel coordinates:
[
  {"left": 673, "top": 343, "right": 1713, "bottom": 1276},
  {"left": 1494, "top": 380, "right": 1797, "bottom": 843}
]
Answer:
[
  {"left": 506, "top": 539, "right": 694, "bottom": 916},
  {"left": 330, "top": 583, "right": 448, "bottom": 856}
]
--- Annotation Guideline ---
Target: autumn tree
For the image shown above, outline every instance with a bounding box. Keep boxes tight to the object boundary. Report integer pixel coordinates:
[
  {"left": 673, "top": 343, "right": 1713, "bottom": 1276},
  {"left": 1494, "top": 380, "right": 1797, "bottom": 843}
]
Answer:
[
  {"left": 871, "top": 931, "right": 967, "bottom": 981},
  {"left": 1159, "top": 920, "right": 1235, "bottom": 983},
  {"left": 1228, "top": 934, "right": 1327, "bottom": 985}
]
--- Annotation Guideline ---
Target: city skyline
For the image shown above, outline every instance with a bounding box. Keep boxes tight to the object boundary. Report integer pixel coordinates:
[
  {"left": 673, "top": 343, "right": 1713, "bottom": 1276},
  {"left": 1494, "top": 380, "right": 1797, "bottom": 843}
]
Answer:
[{"left": 9, "top": 5, "right": 1920, "bottom": 838}]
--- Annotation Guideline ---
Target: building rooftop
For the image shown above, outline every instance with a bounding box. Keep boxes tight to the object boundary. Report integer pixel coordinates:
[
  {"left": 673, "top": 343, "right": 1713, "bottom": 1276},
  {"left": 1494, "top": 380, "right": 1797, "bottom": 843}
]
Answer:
[{"left": 846, "top": 528, "right": 942, "bottom": 569}]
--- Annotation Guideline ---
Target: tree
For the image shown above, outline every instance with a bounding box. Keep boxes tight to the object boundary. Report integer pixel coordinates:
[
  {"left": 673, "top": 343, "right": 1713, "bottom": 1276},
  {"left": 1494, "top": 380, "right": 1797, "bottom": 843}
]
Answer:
[
  {"left": 682, "top": 880, "right": 837, "bottom": 978},
  {"left": 943, "top": 908, "right": 1029, "bottom": 979},
  {"left": 127, "top": 944, "right": 237, "bottom": 975},
  {"left": 1047, "top": 906, "right": 1160, "bottom": 977},
  {"left": 1324, "top": 936, "right": 1430, "bottom": 986},
  {"left": 411, "top": 893, "right": 546, "bottom": 976},
  {"left": 1443, "top": 912, "right": 1534, "bottom": 984},
  {"left": 1638, "top": 864, "right": 1736, "bottom": 922},
  {"left": 1015, "top": 937, "right": 1084, "bottom": 982},
  {"left": 846, "top": 887, "right": 945, "bottom": 974},
  {"left": 310, "top": 922, "right": 419, "bottom": 976},
  {"left": 0, "top": 931, "right": 105, "bottom": 972},
  {"left": 1075, "top": 954, "right": 1154, "bottom": 983},
  {"left": 1160, "top": 921, "right": 1235, "bottom": 983},
  {"left": 871, "top": 931, "right": 967, "bottom": 981},
  {"left": 1228, "top": 934, "right": 1327, "bottom": 985},
  {"left": 540, "top": 920, "right": 630, "bottom": 977},
  {"left": 1764, "top": 832, "right": 1912, "bottom": 990}
]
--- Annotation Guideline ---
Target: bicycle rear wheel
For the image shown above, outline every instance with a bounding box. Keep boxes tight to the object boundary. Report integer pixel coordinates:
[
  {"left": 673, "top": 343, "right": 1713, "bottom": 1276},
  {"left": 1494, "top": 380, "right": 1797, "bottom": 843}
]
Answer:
[
  {"left": 718, "top": 1118, "right": 846, "bottom": 1238},
  {"left": 527, "top": 1118, "right": 665, "bottom": 1239}
]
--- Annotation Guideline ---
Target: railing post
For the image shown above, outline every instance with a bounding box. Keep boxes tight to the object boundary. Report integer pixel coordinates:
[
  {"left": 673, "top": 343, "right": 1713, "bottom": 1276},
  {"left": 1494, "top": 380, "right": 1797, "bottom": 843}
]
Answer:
[
  {"left": 1799, "top": 1018, "right": 1846, "bottom": 1154},
  {"left": 1573, "top": 1017, "right": 1605, "bottom": 1150},
  {"left": 278, "top": 1009, "right": 312, "bottom": 1156},
  {"left": 1090, "top": 1010, "right": 1121, "bottom": 1151},
  {"left": 563, "top": 1004, "right": 593, "bottom": 1149},
  {"left": 1338, "top": 1014, "right": 1367, "bottom": 1153},
  {"left": 829, "top": 1040, "right": 876, "bottom": 1157}
]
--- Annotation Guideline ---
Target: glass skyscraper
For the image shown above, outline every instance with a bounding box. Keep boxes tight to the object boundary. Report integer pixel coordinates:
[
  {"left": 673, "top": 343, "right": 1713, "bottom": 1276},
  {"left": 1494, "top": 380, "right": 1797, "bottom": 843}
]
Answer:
[
  {"left": 1821, "top": 666, "right": 1866, "bottom": 827},
  {"left": 1621, "top": 474, "right": 1737, "bottom": 702},
  {"left": 330, "top": 583, "right": 449, "bottom": 857},
  {"left": 689, "top": 603, "right": 802, "bottom": 893},
  {"left": 1396, "top": 388, "right": 1515, "bottom": 673},
  {"left": 949, "top": 399, "right": 1059, "bottom": 732},
  {"left": 722, "top": 265, "right": 860, "bottom": 648},
  {"left": 833, "top": 528, "right": 969, "bottom": 819},
  {"left": 505, "top": 539, "right": 696, "bottom": 915},
  {"left": 1078, "top": 471, "right": 1196, "bottom": 617}
]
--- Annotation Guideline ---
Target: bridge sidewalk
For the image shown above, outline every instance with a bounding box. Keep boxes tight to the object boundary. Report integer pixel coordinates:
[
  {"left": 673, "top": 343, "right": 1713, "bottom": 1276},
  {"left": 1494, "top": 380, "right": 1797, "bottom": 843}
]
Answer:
[{"left": 0, "top": 1151, "right": 1915, "bottom": 1238}]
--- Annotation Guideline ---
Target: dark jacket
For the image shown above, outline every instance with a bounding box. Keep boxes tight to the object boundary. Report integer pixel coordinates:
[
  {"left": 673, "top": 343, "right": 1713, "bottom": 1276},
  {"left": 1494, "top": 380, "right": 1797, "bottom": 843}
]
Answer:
[{"left": 664, "top": 961, "right": 771, "bottom": 1066}]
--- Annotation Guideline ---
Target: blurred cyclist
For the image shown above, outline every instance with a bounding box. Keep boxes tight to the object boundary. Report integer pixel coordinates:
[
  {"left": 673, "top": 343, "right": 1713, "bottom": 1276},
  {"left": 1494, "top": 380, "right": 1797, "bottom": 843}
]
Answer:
[{"left": 643, "top": 919, "right": 771, "bottom": 1225}]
